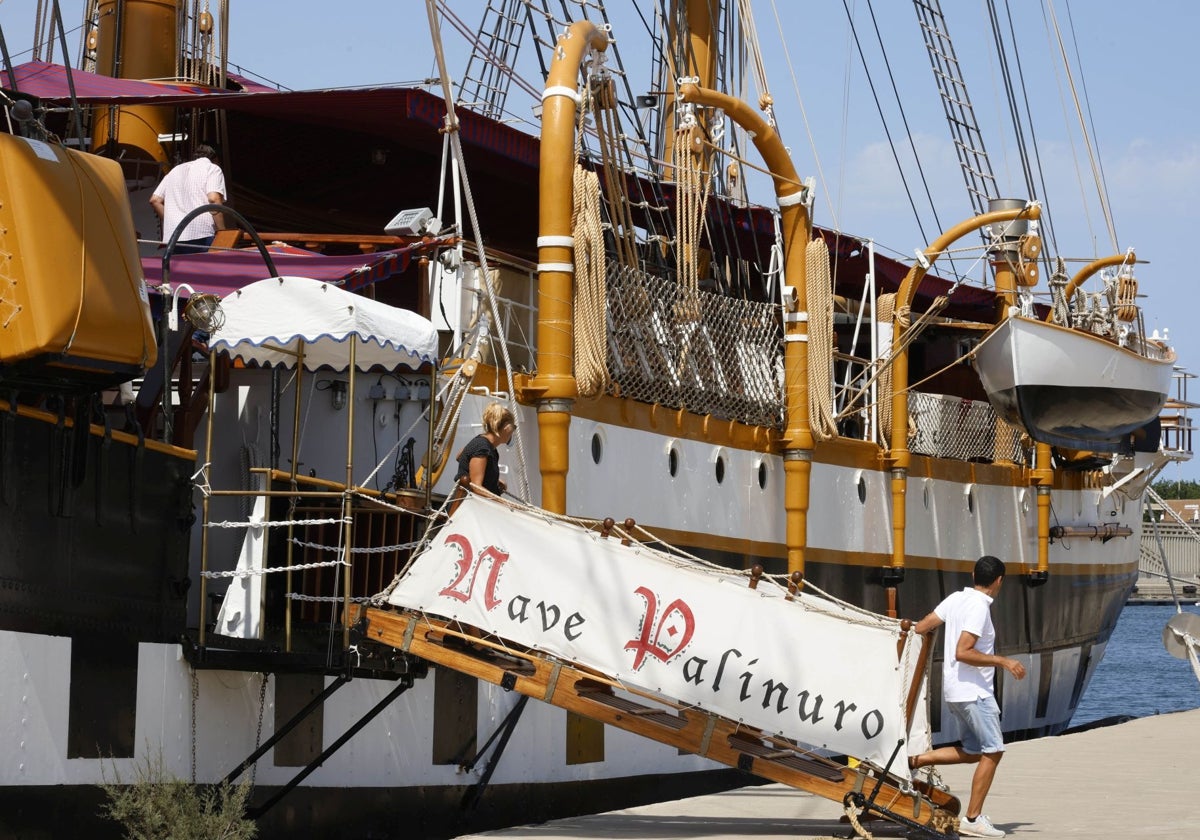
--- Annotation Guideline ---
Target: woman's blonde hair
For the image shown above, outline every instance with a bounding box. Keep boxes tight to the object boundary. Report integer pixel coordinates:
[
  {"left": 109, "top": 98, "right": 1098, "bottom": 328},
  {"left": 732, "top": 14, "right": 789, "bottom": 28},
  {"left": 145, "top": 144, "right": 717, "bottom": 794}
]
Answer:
[{"left": 482, "top": 402, "right": 516, "bottom": 435}]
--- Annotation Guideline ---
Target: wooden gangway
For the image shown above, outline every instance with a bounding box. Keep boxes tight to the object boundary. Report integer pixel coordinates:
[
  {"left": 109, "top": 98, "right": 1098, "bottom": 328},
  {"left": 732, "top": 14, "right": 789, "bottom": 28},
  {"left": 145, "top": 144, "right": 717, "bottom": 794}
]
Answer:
[{"left": 356, "top": 605, "right": 960, "bottom": 838}]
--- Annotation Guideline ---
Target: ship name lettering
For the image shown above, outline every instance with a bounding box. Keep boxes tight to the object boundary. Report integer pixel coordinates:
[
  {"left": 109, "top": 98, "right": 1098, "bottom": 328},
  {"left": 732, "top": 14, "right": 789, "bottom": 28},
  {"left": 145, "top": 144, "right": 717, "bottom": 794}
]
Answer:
[
  {"left": 624, "top": 587, "right": 696, "bottom": 671},
  {"left": 833, "top": 699, "right": 857, "bottom": 730},
  {"left": 795, "top": 689, "right": 824, "bottom": 724},
  {"left": 679, "top": 646, "right": 885, "bottom": 739},
  {"left": 860, "top": 709, "right": 884, "bottom": 739},
  {"left": 507, "top": 595, "right": 586, "bottom": 641},
  {"left": 438, "top": 534, "right": 508, "bottom": 611}
]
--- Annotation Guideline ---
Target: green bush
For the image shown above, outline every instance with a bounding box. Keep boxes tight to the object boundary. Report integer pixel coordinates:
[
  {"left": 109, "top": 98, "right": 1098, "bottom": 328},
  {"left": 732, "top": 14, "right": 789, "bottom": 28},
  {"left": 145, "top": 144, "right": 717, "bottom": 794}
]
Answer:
[{"left": 100, "top": 750, "right": 257, "bottom": 840}]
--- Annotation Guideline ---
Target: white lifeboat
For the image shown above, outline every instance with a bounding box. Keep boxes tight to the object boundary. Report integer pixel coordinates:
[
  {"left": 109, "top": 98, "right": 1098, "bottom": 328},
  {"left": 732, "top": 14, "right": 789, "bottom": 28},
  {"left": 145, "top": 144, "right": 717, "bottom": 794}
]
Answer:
[{"left": 973, "top": 315, "right": 1175, "bottom": 452}]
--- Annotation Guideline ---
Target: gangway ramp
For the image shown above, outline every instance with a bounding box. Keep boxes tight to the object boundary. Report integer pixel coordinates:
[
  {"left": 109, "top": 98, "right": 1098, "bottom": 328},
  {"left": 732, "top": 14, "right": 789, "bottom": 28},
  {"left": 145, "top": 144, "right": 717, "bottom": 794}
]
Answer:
[
  {"left": 361, "top": 495, "right": 961, "bottom": 836},
  {"left": 359, "top": 607, "right": 957, "bottom": 836}
]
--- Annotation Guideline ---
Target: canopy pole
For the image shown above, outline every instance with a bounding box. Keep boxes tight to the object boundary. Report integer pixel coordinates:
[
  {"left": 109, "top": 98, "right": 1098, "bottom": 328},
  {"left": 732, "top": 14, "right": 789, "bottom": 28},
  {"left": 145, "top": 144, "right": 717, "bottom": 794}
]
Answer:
[
  {"left": 285, "top": 340, "right": 306, "bottom": 653},
  {"left": 198, "top": 346, "right": 218, "bottom": 649},
  {"left": 342, "top": 335, "right": 358, "bottom": 652}
]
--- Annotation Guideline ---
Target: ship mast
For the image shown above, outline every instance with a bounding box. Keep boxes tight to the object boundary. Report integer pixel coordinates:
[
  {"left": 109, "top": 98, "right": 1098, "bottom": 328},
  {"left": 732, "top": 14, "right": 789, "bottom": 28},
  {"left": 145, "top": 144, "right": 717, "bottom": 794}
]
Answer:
[
  {"left": 908, "top": 1, "right": 1059, "bottom": 584},
  {"left": 661, "top": 0, "right": 719, "bottom": 179},
  {"left": 670, "top": 1, "right": 816, "bottom": 579},
  {"left": 86, "top": 1, "right": 228, "bottom": 174}
]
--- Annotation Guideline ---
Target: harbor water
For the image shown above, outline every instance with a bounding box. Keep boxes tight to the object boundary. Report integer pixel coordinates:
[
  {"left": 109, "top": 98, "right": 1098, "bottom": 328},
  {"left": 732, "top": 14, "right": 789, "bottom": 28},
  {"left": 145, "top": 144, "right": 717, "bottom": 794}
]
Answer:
[{"left": 1071, "top": 602, "right": 1200, "bottom": 726}]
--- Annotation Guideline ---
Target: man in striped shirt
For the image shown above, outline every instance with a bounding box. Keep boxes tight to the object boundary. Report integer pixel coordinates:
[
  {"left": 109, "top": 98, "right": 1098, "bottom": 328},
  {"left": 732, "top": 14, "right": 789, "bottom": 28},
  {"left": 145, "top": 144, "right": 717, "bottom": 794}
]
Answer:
[{"left": 150, "top": 143, "right": 227, "bottom": 250}]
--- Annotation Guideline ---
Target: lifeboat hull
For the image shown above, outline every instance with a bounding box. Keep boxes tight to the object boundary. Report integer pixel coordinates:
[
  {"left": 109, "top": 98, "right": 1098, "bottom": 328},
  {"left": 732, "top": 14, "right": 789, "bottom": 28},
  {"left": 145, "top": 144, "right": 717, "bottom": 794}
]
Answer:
[{"left": 973, "top": 316, "right": 1174, "bottom": 452}]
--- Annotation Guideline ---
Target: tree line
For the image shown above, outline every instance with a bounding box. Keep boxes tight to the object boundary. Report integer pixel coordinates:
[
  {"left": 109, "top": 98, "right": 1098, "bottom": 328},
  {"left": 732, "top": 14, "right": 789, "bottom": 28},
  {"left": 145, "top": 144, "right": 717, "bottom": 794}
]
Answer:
[{"left": 1152, "top": 478, "right": 1200, "bottom": 500}]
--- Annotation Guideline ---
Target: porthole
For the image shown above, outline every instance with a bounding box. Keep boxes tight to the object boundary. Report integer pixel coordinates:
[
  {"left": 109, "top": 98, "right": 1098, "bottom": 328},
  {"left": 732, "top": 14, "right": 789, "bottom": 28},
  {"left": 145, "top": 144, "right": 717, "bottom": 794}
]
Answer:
[
  {"left": 757, "top": 460, "right": 768, "bottom": 490},
  {"left": 1019, "top": 488, "right": 1030, "bottom": 514},
  {"left": 965, "top": 484, "right": 976, "bottom": 514},
  {"left": 922, "top": 481, "right": 931, "bottom": 510},
  {"left": 668, "top": 445, "right": 679, "bottom": 477},
  {"left": 854, "top": 470, "right": 867, "bottom": 504},
  {"left": 715, "top": 455, "right": 726, "bottom": 484},
  {"left": 590, "top": 432, "right": 602, "bottom": 464}
]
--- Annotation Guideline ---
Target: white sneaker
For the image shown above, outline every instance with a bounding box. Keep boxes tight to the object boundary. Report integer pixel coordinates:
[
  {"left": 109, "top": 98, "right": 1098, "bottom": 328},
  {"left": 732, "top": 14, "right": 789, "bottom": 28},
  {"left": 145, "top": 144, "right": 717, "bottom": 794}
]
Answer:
[{"left": 960, "top": 814, "right": 1005, "bottom": 837}]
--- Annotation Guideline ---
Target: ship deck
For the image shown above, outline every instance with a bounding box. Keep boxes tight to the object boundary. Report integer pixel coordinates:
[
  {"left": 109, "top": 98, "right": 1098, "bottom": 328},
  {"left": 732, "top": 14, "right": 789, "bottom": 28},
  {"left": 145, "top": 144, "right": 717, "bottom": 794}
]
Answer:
[{"left": 456, "top": 707, "right": 1199, "bottom": 839}]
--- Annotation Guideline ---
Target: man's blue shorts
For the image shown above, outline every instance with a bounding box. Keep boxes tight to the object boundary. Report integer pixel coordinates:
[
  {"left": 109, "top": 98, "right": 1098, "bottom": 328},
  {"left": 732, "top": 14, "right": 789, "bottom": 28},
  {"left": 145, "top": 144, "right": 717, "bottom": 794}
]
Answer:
[{"left": 946, "top": 695, "right": 1005, "bottom": 754}]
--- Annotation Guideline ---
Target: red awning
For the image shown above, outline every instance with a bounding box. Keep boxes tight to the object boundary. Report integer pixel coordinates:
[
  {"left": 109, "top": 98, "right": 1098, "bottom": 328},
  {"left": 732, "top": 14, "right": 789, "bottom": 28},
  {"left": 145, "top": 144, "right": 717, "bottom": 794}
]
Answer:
[
  {"left": 4, "top": 60, "right": 247, "bottom": 101},
  {"left": 142, "top": 239, "right": 448, "bottom": 297}
]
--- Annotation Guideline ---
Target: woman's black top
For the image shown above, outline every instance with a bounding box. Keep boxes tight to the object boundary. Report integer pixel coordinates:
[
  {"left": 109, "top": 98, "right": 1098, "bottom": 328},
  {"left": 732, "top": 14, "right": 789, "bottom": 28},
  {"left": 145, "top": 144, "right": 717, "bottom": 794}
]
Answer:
[{"left": 454, "top": 434, "right": 501, "bottom": 494}]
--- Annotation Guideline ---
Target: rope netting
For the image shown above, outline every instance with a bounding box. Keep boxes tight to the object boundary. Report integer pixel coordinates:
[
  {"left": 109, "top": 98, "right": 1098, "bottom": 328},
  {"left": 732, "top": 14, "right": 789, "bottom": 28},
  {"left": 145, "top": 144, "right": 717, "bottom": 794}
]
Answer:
[
  {"left": 907, "top": 391, "right": 1025, "bottom": 463},
  {"left": 604, "top": 264, "right": 784, "bottom": 427}
]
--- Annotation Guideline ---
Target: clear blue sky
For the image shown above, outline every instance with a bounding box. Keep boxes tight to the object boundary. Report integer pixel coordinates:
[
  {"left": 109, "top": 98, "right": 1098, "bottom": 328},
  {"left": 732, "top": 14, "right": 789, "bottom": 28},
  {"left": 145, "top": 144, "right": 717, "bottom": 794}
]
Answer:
[{"left": 4, "top": 1, "right": 1197, "bottom": 480}]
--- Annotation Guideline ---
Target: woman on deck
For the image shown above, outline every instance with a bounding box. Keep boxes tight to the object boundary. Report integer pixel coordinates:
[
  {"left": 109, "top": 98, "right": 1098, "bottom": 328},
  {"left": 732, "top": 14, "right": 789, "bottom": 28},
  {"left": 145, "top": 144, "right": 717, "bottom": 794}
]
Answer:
[{"left": 454, "top": 402, "right": 516, "bottom": 497}]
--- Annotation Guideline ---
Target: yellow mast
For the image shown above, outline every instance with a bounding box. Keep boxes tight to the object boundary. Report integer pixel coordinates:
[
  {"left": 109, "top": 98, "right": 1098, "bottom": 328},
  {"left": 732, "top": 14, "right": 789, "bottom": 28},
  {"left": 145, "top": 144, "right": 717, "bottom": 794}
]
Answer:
[
  {"left": 90, "top": 0, "right": 180, "bottom": 165},
  {"left": 527, "top": 22, "right": 610, "bottom": 515},
  {"left": 885, "top": 204, "right": 1042, "bottom": 590},
  {"left": 675, "top": 84, "right": 813, "bottom": 578},
  {"left": 662, "top": 0, "right": 719, "bottom": 177}
]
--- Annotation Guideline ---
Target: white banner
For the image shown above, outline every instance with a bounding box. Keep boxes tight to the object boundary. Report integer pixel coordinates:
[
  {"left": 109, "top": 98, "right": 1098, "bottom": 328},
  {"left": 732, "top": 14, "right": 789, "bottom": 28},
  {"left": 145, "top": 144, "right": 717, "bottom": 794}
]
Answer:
[{"left": 387, "top": 495, "right": 917, "bottom": 767}]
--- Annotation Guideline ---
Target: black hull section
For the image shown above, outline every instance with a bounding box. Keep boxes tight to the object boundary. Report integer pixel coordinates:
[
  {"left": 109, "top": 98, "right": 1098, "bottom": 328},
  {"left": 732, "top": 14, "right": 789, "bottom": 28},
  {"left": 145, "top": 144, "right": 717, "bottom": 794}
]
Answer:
[
  {"left": 0, "top": 405, "right": 193, "bottom": 641},
  {"left": 0, "top": 770, "right": 757, "bottom": 839},
  {"left": 991, "top": 384, "right": 1165, "bottom": 452},
  {"left": 691, "top": 542, "right": 1134, "bottom": 739}
]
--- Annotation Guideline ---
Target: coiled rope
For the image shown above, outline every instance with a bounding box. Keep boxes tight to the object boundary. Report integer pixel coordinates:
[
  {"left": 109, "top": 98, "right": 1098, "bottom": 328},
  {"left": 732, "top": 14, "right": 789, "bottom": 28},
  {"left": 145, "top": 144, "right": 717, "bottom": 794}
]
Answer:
[
  {"left": 876, "top": 293, "right": 896, "bottom": 441},
  {"left": 806, "top": 237, "right": 838, "bottom": 441},
  {"left": 573, "top": 161, "right": 610, "bottom": 398}
]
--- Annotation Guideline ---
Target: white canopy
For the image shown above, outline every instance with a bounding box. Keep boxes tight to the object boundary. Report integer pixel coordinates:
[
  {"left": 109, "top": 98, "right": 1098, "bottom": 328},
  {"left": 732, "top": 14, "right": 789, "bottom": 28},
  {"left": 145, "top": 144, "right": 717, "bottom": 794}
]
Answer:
[{"left": 208, "top": 276, "right": 438, "bottom": 371}]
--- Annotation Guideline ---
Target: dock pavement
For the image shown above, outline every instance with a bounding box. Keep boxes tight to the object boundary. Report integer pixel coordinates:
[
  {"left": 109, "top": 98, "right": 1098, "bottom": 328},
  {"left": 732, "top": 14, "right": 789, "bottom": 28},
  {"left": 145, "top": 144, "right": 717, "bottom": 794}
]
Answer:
[{"left": 456, "top": 707, "right": 1199, "bottom": 838}]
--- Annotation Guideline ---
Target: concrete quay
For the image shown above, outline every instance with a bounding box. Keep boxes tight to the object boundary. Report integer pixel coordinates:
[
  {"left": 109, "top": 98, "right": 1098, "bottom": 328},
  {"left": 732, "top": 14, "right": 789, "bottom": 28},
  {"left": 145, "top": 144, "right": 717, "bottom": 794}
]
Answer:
[{"left": 456, "top": 708, "right": 1200, "bottom": 839}]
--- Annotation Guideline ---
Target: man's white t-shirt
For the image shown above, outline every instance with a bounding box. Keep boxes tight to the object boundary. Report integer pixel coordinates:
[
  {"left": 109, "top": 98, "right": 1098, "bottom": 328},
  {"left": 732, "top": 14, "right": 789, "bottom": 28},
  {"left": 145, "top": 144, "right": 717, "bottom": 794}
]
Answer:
[
  {"left": 935, "top": 586, "right": 996, "bottom": 702},
  {"left": 152, "top": 157, "right": 226, "bottom": 242}
]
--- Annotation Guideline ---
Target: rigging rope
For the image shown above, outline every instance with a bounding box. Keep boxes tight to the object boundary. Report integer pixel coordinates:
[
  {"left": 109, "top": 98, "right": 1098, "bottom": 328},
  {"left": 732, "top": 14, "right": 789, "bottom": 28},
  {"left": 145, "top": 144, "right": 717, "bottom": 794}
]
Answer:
[
  {"left": 572, "top": 162, "right": 610, "bottom": 397},
  {"left": 672, "top": 125, "right": 708, "bottom": 315},
  {"left": 736, "top": 0, "right": 775, "bottom": 125},
  {"left": 806, "top": 238, "right": 838, "bottom": 441},
  {"left": 1045, "top": 0, "right": 1118, "bottom": 251},
  {"left": 766, "top": 0, "right": 839, "bottom": 233},
  {"left": 876, "top": 293, "right": 896, "bottom": 442},
  {"left": 838, "top": 0, "right": 933, "bottom": 250},
  {"left": 426, "top": 0, "right": 531, "bottom": 500}
]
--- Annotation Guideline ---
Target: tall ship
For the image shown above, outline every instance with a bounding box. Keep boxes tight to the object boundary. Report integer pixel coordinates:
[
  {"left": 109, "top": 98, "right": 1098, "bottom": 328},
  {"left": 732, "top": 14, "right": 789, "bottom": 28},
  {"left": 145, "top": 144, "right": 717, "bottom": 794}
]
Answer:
[{"left": 0, "top": 1, "right": 1190, "bottom": 837}]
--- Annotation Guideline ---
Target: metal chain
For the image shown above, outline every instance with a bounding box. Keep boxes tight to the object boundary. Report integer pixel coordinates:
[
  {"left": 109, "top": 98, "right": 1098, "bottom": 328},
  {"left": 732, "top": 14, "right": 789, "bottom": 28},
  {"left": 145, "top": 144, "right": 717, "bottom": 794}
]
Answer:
[
  {"left": 190, "top": 666, "right": 199, "bottom": 783},
  {"left": 250, "top": 672, "right": 269, "bottom": 789}
]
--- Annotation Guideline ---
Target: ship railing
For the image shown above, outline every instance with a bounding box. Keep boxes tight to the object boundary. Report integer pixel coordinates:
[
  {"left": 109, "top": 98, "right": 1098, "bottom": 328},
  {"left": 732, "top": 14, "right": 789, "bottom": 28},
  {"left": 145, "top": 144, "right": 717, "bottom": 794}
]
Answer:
[
  {"left": 1160, "top": 367, "right": 1197, "bottom": 459},
  {"left": 1139, "top": 492, "right": 1200, "bottom": 600},
  {"left": 458, "top": 246, "right": 540, "bottom": 374},
  {"left": 475, "top": 286, "right": 537, "bottom": 373},
  {"left": 202, "top": 468, "right": 435, "bottom": 653},
  {"left": 833, "top": 348, "right": 878, "bottom": 442}
]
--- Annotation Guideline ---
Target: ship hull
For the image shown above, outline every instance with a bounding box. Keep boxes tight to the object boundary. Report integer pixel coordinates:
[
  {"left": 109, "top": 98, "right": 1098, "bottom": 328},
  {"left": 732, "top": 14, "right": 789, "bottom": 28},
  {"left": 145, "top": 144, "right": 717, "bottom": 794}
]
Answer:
[{"left": 0, "top": 388, "right": 1141, "bottom": 837}]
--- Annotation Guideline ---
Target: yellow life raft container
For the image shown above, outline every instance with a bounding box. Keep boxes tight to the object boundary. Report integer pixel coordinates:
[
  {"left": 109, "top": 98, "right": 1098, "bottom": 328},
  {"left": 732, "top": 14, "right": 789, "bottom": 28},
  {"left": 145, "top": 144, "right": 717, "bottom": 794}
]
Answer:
[{"left": 0, "top": 132, "right": 156, "bottom": 389}]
